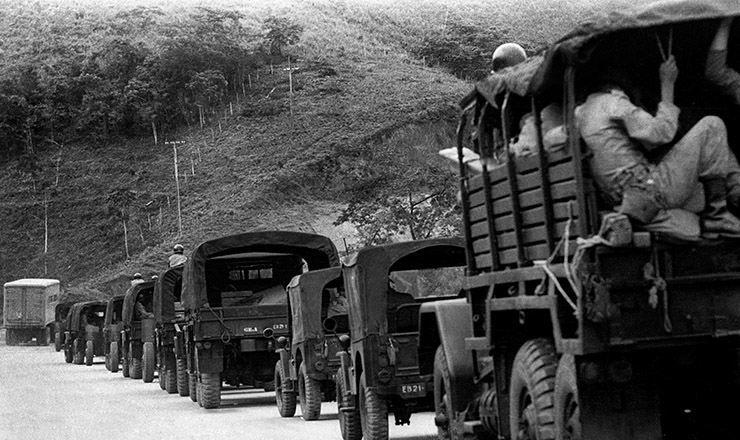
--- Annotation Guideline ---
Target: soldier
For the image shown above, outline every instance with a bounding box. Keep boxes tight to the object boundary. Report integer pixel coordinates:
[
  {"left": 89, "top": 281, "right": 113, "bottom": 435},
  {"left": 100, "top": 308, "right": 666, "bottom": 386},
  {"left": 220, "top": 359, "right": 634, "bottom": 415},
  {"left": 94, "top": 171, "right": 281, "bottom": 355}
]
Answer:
[
  {"left": 168, "top": 244, "right": 187, "bottom": 268},
  {"left": 130, "top": 273, "right": 145, "bottom": 287}
]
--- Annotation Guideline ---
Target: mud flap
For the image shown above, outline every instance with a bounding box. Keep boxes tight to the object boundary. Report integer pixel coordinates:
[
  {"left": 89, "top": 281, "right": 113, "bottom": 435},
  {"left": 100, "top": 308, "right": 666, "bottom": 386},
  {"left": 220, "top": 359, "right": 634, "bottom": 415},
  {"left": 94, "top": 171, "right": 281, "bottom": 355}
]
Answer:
[
  {"left": 195, "top": 342, "right": 224, "bottom": 374},
  {"left": 279, "top": 349, "right": 295, "bottom": 390}
]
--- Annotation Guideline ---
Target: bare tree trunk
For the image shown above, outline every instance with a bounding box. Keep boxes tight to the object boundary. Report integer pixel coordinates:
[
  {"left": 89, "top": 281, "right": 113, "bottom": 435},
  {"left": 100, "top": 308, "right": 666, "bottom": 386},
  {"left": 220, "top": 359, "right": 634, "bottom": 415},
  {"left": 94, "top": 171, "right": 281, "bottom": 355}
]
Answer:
[
  {"left": 151, "top": 120, "right": 158, "bottom": 145},
  {"left": 123, "top": 219, "right": 130, "bottom": 260}
]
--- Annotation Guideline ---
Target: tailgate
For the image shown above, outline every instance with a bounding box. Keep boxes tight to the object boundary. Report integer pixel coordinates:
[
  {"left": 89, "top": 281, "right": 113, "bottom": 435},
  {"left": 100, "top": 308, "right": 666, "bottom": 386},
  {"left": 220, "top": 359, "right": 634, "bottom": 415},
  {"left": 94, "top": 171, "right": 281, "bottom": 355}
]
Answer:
[{"left": 195, "top": 304, "right": 289, "bottom": 339}]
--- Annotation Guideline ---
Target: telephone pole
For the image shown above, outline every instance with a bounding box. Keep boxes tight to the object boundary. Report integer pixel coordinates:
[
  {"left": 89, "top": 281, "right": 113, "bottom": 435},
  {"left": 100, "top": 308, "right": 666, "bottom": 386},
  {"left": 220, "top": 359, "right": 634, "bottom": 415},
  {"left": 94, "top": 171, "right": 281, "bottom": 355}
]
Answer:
[{"left": 164, "top": 140, "right": 186, "bottom": 237}]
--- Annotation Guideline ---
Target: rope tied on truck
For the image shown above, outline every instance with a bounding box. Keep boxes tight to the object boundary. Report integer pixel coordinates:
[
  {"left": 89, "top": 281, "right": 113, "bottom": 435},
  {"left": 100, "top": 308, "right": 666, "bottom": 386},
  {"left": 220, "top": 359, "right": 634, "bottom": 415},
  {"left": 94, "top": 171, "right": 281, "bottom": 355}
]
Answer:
[{"left": 205, "top": 303, "right": 233, "bottom": 343}]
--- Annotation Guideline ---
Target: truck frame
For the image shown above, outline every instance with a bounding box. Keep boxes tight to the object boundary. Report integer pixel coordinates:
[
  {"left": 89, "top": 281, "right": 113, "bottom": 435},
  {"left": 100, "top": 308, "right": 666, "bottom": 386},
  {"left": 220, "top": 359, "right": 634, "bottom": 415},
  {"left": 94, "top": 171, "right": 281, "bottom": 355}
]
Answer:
[
  {"left": 418, "top": 2, "right": 740, "bottom": 439},
  {"left": 154, "top": 265, "right": 184, "bottom": 394}
]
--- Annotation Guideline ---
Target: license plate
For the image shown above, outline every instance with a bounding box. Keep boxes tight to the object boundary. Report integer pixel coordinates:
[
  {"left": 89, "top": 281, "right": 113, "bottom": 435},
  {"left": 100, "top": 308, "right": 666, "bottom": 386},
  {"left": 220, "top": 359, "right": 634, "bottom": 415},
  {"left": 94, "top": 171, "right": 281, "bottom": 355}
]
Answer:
[{"left": 400, "top": 383, "right": 425, "bottom": 396}]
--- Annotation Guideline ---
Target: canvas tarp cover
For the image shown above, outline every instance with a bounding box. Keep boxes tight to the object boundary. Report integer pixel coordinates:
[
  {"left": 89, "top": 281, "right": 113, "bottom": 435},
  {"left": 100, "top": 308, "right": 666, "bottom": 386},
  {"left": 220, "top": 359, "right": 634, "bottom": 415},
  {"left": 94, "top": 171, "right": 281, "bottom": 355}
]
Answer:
[
  {"left": 343, "top": 237, "right": 466, "bottom": 339},
  {"left": 471, "top": 0, "right": 740, "bottom": 104},
  {"left": 182, "top": 231, "right": 340, "bottom": 311},
  {"left": 121, "top": 281, "right": 155, "bottom": 326},
  {"left": 288, "top": 267, "right": 342, "bottom": 345},
  {"left": 68, "top": 300, "right": 107, "bottom": 331},
  {"left": 104, "top": 295, "right": 125, "bottom": 326},
  {"left": 154, "top": 265, "right": 183, "bottom": 323}
]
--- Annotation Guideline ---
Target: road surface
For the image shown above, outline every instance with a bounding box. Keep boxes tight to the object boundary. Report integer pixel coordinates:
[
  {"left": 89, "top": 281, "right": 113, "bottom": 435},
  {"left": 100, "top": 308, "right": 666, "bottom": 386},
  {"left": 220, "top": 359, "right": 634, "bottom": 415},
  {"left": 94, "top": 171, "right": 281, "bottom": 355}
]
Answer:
[{"left": 0, "top": 337, "right": 438, "bottom": 440}]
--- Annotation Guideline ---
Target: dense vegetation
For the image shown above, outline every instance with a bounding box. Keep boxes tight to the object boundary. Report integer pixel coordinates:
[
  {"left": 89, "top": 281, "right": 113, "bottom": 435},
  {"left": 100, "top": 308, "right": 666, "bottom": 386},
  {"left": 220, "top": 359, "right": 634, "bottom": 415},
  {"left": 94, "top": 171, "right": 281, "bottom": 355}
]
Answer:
[{"left": 0, "top": 0, "right": 636, "bottom": 303}]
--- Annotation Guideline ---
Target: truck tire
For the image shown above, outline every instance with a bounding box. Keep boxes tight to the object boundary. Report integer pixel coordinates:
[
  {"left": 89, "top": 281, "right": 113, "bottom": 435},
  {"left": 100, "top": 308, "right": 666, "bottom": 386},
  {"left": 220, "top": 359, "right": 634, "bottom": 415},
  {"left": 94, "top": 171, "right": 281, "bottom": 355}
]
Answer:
[
  {"left": 142, "top": 342, "right": 155, "bottom": 383},
  {"left": 434, "top": 345, "right": 454, "bottom": 440},
  {"left": 177, "top": 358, "right": 190, "bottom": 397},
  {"left": 110, "top": 342, "right": 119, "bottom": 373},
  {"left": 275, "top": 360, "right": 296, "bottom": 417},
  {"left": 5, "top": 329, "right": 13, "bottom": 346},
  {"left": 509, "top": 338, "right": 557, "bottom": 440},
  {"left": 55, "top": 332, "right": 62, "bottom": 352},
  {"left": 189, "top": 372, "right": 198, "bottom": 402},
  {"left": 85, "top": 340, "right": 94, "bottom": 366},
  {"left": 122, "top": 348, "right": 130, "bottom": 377},
  {"left": 299, "top": 362, "right": 322, "bottom": 421},
  {"left": 336, "top": 368, "right": 361, "bottom": 440},
  {"left": 554, "top": 354, "right": 580, "bottom": 440},
  {"left": 37, "top": 329, "right": 48, "bottom": 346},
  {"left": 159, "top": 367, "right": 167, "bottom": 390},
  {"left": 165, "top": 366, "right": 178, "bottom": 394},
  {"left": 197, "top": 377, "right": 203, "bottom": 406},
  {"left": 73, "top": 339, "right": 84, "bottom": 365},
  {"left": 64, "top": 345, "right": 73, "bottom": 363},
  {"left": 200, "top": 372, "right": 221, "bottom": 409},
  {"left": 130, "top": 342, "right": 143, "bottom": 379},
  {"left": 359, "top": 371, "right": 388, "bottom": 440}
]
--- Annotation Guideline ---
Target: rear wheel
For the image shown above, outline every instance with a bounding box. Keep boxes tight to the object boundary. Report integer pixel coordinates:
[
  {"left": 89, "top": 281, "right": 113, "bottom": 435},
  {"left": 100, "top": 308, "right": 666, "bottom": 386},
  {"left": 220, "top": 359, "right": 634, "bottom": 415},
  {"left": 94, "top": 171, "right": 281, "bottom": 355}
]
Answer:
[
  {"left": 64, "top": 344, "right": 73, "bottom": 363},
  {"left": 189, "top": 372, "right": 198, "bottom": 402},
  {"left": 299, "top": 362, "right": 322, "bottom": 421},
  {"left": 110, "top": 342, "right": 119, "bottom": 373},
  {"left": 434, "top": 346, "right": 454, "bottom": 440},
  {"left": 5, "top": 329, "right": 14, "bottom": 346},
  {"left": 200, "top": 372, "right": 221, "bottom": 409},
  {"left": 142, "top": 342, "right": 155, "bottom": 383},
  {"left": 85, "top": 341, "right": 94, "bottom": 366},
  {"left": 54, "top": 332, "right": 62, "bottom": 352},
  {"left": 336, "top": 368, "right": 362, "bottom": 440},
  {"left": 509, "top": 338, "right": 558, "bottom": 440},
  {"left": 554, "top": 354, "right": 581, "bottom": 440},
  {"left": 177, "top": 358, "right": 190, "bottom": 397},
  {"left": 359, "top": 371, "right": 388, "bottom": 440},
  {"left": 275, "top": 360, "right": 297, "bottom": 417}
]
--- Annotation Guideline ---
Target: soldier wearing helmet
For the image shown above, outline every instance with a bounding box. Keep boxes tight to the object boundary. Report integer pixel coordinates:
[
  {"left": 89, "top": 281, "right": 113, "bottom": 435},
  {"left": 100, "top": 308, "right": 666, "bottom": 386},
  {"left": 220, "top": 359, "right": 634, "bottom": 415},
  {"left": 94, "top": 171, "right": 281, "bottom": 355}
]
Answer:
[
  {"left": 130, "top": 273, "right": 145, "bottom": 287},
  {"left": 168, "top": 244, "right": 187, "bottom": 268},
  {"left": 492, "top": 42, "right": 527, "bottom": 73}
]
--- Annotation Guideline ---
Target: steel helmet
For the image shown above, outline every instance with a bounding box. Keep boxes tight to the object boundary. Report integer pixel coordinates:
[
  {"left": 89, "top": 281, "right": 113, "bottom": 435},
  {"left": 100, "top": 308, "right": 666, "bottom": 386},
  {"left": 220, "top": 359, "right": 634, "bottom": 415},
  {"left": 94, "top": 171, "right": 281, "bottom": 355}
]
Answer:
[
  {"left": 492, "top": 43, "right": 527, "bottom": 73},
  {"left": 173, "top": 244, "right": 184, "bottom": 253},
  {"left": 133, "top": 273, "right": 142, "bottom": 279}
]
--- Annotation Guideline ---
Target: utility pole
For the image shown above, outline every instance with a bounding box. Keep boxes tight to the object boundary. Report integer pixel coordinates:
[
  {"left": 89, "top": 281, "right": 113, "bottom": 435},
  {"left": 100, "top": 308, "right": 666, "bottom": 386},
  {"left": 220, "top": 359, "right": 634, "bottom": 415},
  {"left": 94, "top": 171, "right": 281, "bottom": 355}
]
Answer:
[{"left": 165, "top": 140, "right": 187, "bottom": 237}]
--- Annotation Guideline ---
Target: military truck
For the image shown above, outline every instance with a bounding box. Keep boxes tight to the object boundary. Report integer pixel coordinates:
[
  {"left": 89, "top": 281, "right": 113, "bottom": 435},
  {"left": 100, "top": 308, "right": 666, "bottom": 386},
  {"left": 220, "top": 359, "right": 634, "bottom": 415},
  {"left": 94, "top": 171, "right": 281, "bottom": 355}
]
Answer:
[
  {"left": 63, "top": 300, "right": 106, "bottom": 365},
  {"left": 336, "top": 238, "right": 466, "bottom": 440},
  {"left": 103, "top": 295, "right": 125, "bottom": 373},
  {"left": 274, "top": 266, "right": 346, "bottom": 420},
  {"left": 121, "top": 281, "right": 156, "bottom": 381},
  {"left": 154, "top": 265, "right": 184, "bottom": 394},
  {"left": 418, "top": 2, "right": 740, "bottom": 439},
  {"left": 3, "top": 278, "right": 60, "bottom": 345},
  {"left": 181, "top": 231, "right": 340, "bottom": 409}
]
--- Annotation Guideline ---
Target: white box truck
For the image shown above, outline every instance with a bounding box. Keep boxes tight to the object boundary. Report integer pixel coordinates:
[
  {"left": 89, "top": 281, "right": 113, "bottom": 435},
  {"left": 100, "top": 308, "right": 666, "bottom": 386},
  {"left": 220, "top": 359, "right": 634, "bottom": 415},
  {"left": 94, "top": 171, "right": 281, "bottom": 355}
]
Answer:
[{"left": 3, "top": 278, "right": 60, "bottom": 345}]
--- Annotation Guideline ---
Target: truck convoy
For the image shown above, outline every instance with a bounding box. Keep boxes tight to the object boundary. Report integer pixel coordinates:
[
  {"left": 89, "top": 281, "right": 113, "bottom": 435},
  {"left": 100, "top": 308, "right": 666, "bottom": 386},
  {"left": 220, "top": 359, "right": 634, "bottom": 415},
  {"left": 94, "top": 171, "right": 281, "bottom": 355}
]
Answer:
[
  {"left": 3, "top": 278, "right": 60, "bottom": 346},
  {"left": 419, "top": 1, "right": 740, "bottom": 440}
]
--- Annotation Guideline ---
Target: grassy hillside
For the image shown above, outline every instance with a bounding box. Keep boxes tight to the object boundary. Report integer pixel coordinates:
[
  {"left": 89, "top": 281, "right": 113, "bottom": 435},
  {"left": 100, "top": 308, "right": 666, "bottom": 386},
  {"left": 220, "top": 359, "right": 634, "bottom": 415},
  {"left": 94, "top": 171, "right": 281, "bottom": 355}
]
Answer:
[{"left": 0, "top": 0, "right": 636, "bottom": 302}]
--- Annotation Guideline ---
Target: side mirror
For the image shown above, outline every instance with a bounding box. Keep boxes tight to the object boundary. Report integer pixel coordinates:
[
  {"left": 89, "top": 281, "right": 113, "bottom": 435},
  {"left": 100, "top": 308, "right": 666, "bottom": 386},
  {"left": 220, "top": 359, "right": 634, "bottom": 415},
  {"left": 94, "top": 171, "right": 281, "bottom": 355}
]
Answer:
[
  {"left": 276, "top": 336, "right": 288, "bottom": 349},
  {"left": 338, "top": 334, "right": 351, "bottom": 351},
  {"left": 323, "top": 317, "right": 337, "bottom": 333},
  {"left": 263, "top": 328, "right": 274, "bottom": 339}
]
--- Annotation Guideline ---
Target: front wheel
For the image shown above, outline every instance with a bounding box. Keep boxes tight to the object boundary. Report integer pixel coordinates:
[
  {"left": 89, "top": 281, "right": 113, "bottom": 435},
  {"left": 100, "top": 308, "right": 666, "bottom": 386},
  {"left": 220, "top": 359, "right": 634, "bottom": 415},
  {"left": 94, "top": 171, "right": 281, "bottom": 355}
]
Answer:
[
  {"left": 434, "top": 346, "right": 454, "bottom": 440},
  {"left": 275, "top": 360, "right": 297, "bottom": 417},
  {"left": 200, "top": 372, "right": 221, "bottom": 409},
  {"left": 177, "top": 358, "right": 190, "bottom": 397},
  {"left": 110, "top": 342, "right": 119, "bottom": 373},
  {"left": 54, "top": 332, "right": 62, "bottom": 352},
  {"left": 142, "top": 342, "right": 155, "bottom": 383},
  {"left": 130, "top": 342, "right": 142, "bottom": 379},
  {"left": 336, "top": 368, "right": 361, "bottom": 440},
  {"left": 509, "top": 338, "right": 558, "bottom": 440},
  {"left": 165, "top": 366, "right": 178, "bottom": 394},
  {"left": 85, "top": 340, "right": 94, "bottom": 366},
  {"left": 554, "top": 354, "right": 581, "bottom": 440},
  {"left": 159, "top": 367, "right": 167, "bottom": 390},
  {"left": 189, "top": 371, "right": 198, "bottom": 402},
  {"left": 299, "top": 362, "right": 322, "bottom": 421}
]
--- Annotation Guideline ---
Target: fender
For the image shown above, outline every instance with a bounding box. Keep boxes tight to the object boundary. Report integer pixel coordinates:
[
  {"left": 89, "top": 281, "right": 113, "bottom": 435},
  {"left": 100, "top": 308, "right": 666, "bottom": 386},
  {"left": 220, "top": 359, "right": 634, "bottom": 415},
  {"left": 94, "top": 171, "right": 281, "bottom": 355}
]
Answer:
[
  {"left": 195, "top": 341, "right": 224, "bottom": 374},
  {"left": 278, "top": 348, "right": 295, "bottom": 391},
  {"left": 338, "top": 350, "right": 353, "bottom": 395},
  {"left": 418, "top": 298, "right": 476, "bottom": 413}
]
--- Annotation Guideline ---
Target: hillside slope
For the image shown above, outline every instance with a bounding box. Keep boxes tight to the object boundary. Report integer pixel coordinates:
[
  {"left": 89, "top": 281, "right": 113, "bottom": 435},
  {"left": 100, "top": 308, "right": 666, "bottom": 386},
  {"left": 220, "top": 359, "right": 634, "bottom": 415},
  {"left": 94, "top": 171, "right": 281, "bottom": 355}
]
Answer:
[{"left": 0, "top": 0, "right": 636, "bottom": 301}]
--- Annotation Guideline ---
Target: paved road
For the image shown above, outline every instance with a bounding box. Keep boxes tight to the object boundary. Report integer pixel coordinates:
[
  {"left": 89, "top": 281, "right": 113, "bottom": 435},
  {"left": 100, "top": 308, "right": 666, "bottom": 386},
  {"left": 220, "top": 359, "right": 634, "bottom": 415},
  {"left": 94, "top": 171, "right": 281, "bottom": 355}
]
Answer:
[{"left": 0, "top": 339, "right": 438, "bottom": 440}]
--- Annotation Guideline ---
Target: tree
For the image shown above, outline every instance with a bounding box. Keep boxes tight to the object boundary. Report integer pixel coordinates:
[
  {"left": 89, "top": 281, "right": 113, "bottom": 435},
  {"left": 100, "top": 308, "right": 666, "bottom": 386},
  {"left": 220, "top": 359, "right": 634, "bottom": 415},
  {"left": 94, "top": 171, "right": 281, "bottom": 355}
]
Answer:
[{"left": 263, "top": 16, "right": 303, "bottom": 57}]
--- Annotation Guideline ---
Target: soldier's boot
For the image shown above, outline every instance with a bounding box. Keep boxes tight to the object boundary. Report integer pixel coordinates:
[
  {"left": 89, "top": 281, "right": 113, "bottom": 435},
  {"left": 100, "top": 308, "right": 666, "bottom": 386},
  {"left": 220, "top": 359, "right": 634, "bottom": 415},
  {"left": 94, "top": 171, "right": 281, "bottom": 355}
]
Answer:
[{"left": 701, "top": 177, "right": 740, "bottom": 239}]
